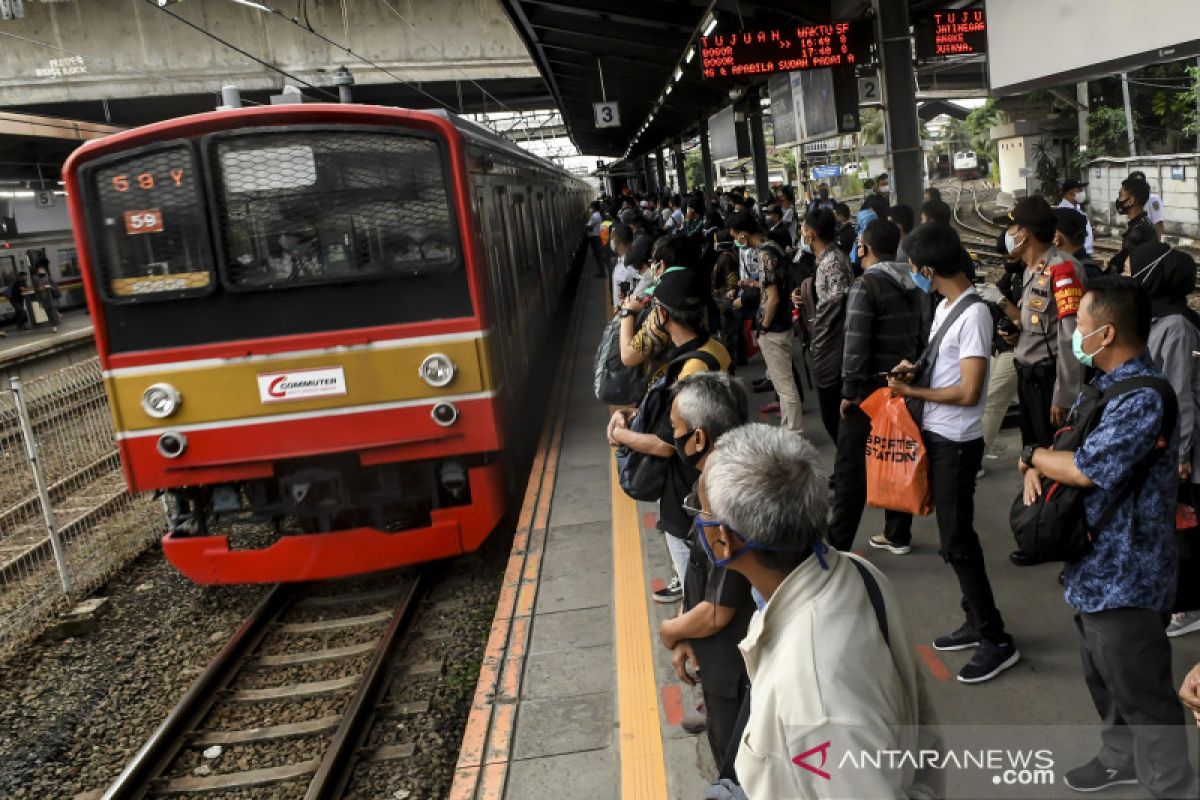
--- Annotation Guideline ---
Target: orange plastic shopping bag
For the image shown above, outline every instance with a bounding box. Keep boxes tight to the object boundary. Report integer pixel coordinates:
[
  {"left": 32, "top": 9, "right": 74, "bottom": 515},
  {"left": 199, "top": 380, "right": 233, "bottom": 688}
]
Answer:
[{"left": 859, "top": 387, "right": 933, "bottom": 516}]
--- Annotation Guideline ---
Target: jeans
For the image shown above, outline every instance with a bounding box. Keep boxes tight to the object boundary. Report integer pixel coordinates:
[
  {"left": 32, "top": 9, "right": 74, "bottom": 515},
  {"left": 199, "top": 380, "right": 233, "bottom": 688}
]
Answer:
[
  {"left": 758, "top": 330, "right": 803, "bottom": 434},
  {"left": 816, "top": 384, "right": 842, "bottom": 444},
  {"left": 924, "top": 431, "right": 1009, "bottom": 645},
  {"left": 828, "top": 405, "right": 913, "bottom": 551},
  {"left": 1076, "top": 608, "right": 1198, "bottom": 799},
  {"left": 664, "top": 531, "right": 691, "bottom": 587}
]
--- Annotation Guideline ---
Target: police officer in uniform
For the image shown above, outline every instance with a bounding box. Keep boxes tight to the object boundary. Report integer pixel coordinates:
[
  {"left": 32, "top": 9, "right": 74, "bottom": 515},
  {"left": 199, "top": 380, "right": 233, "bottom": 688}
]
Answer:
[{"left": 994, "top": 198, "right": 1086, "bottom": 456}]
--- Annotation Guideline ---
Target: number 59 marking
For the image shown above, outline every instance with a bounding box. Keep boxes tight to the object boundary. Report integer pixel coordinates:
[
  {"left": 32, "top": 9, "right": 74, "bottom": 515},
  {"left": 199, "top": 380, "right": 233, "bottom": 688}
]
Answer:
[{"left": 124, "top": 209, "right": 164, "bottom": 235}]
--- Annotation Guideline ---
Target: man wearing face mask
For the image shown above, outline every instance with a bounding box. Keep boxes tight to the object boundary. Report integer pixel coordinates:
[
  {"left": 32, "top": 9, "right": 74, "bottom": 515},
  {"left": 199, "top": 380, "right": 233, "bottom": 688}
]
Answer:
[
  {"left": 728, "top": 212, "right": 803, "bottom": 434},
  {"left": 874, "top": 173, "right": 891, "bottom": 205},
  {"left": 610, "top": 268, "right": 731, "bottom": 604},
  {"left": 657, "top": 373, "right": 753, "bottom": 767},
  {"left": 1112, "top": 176, "right": 1158, "bottom": 275},
  {"left": 1019, "top": 278, "right": 1196, "bottom": 798},
  {"left": 1057, "top": 179, "right": 1094, "bottom": 256},
  {"left": 697, "top": 424, "right": 936, "bottom": 800},
  {"left": 763, "top": 203, "right": 792, "bottom": 249},
  {"left": 1001, "top": 198, "right": 1086, "bottom": 455},
  {"left": 829, "top": 220, "right": 925, "bottom": 554}
]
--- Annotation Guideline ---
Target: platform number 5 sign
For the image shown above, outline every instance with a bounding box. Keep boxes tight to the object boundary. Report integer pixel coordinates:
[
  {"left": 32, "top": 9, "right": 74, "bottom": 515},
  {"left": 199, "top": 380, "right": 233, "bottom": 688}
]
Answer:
[
  {"left": 858, "top": 74, "right": 882, "bottom": 107},
  {"left": 594, "top": 102, "right": 620, "bottom": 129}
]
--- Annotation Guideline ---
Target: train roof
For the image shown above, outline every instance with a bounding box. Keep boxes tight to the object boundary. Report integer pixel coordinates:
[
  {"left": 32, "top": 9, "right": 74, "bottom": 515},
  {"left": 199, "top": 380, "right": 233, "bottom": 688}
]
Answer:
[{"left": 427, "top": 109, "right": 583, "bottom": 182}]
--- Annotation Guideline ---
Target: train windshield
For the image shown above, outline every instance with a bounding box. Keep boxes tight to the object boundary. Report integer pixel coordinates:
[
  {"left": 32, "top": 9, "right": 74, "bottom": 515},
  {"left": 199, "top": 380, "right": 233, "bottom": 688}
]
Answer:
[
  {"left": 85, "top": 142, "right": 215, "bottom": 302},
  {"left": 210, "top": 130, "right": 460, "bottom": 291}
]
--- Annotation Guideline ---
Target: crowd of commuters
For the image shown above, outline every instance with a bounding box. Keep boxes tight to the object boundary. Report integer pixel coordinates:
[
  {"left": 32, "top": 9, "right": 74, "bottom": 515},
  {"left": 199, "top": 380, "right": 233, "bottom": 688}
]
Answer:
[
  {"left": 590, "top": 173, "right": 1200, "bottom": 798},
  {"left": 3, "top": 256, "right": 61, "bottom": 336}
]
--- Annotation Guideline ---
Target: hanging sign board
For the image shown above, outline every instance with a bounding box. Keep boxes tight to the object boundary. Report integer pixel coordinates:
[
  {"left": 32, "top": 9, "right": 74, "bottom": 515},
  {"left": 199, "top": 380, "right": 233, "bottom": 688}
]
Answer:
[
  {"left": 915, "top": 9, "right": 988, "bottom": 59},
  {"left": 700, "top": 22, "right": 871, "bottom": 79}
]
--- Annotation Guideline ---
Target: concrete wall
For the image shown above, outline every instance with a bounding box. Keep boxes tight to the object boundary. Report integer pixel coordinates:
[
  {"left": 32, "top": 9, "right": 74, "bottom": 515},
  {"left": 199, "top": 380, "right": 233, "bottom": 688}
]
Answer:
[
  {"left": 0, "top": 0, "right": 538, "bottom": 105},
  {"left": 1086, "top": 155, "right": 1200, "bottom": 239},
  {"left": 3, "top": 195, "right": 71, "bottom": 235},
  {"left": 996, "top": 136, "right": 1029, "bottom": 197}
]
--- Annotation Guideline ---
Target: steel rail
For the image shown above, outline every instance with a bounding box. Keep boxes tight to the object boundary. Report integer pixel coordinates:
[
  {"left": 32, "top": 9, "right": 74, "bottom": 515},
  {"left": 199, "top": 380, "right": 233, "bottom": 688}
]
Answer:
[{"left": 100, "top": 584, "right": 291, "bottom": 800}]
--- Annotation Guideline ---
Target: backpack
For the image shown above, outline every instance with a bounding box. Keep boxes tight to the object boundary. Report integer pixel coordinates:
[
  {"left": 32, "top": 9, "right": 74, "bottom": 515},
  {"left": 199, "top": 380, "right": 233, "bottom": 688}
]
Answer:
[
  {"left": 1009, "top": 376, "right": 1177, "bottom": 565},
  {"left": 616, "top": 348, "right": 720, "bottom": 501},
  {"left": 593, "top": 315, "right": 645, "bottom": 406},
  {"left": 903, "top": 293, "right": 983, "bottom": 427}
]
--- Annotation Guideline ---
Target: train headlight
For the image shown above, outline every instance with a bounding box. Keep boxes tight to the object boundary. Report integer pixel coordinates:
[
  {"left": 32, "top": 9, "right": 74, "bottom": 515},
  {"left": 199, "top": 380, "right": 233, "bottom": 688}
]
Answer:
[
  {"left": 141, "top": 383, "right": 181, "bottom": 419},
  {"left": 419, "top": 354, "right": 457, "bottom": 388}
]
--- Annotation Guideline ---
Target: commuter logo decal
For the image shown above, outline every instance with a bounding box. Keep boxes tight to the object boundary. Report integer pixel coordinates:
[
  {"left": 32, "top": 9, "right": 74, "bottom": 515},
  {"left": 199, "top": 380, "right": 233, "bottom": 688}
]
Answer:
[
  {"left": 793, "top": 740, "right": 833, "bottom": 780},
  {"left": 257, "top": 366, "right": 347, "bottom": 403}
]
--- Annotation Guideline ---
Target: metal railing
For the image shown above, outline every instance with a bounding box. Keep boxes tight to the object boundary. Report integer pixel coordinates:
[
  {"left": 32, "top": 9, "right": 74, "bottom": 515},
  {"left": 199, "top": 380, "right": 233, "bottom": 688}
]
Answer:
[{"left": 0, "top": 358, "right": 160, "bottom": 658}]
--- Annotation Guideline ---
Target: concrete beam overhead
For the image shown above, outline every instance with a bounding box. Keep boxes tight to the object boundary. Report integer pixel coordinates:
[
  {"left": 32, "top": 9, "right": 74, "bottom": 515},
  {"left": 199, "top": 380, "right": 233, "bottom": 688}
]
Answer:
[{"left": 0, "top": 0, "right": 540, "bottom": 106}]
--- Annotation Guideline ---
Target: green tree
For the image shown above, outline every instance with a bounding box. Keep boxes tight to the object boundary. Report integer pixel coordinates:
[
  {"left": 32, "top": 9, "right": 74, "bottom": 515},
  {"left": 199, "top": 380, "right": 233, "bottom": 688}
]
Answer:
[
  {"left": 965, "top": 99, "right": 1007, "bottom": 173},
  {"left": 860, "top": 108, "right": 885, "bottom": 145},
  {"left": 1086, "top": 106, "right": 1129, "bottom": 158}
]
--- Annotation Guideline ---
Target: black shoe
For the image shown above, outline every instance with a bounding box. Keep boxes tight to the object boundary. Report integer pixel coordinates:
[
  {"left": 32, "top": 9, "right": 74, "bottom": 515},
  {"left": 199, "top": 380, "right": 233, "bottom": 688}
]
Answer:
[
  {"left": 752, "top": 377, "right": 774, "bottom": 393},
  {"left": 1009, "top": 550, "right": 1040, "bottom": 567},
  {"left": 1063, "top": 758, "right": 1137, "bottom": 792},
  {"left": 933, "top": 622, "right": 980, "bottom": 652},
  {"left": 957, "top": 639, "right": 1020, "bottom": 684},
  {"left": 652, "top": 576, "right": 683, "bottom": 604}
]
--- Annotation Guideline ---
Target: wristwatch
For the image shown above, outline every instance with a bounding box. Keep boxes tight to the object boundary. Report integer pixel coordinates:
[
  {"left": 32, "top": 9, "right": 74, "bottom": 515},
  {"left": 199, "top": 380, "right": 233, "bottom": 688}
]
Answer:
[
  {"left": 618, "top": 307, "right": 632, "bottom": 318},
  {"left": 1021, "top": 445, "right": 1039, "bottom": 468}
]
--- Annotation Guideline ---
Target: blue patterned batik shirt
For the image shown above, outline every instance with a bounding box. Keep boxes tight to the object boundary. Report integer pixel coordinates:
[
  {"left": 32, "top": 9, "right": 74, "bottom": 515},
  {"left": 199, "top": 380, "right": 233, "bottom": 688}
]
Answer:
[{"left": 1064, "top": 352, "right": 1179, "bottom": 613}]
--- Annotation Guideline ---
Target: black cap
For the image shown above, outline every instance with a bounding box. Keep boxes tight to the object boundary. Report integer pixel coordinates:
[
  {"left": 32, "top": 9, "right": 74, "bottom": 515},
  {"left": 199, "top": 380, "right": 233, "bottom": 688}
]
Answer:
[
  {"left": 1061, "top": 179, "right": 1088, "bottom": 194},
  {"left": 991, "top": 210, "right": 1015, "bottom": 227},
  {"left": 1010, "top": 196, "right": 1058, "bottom": 243},
  {"left": 1053, "top": 207, "right": 1088, "bottom": 242},
  {"left": 1130, "top": 241, "right": 1196, "bottom": 316},
  {"left": 651, "top": 267, "right": 702, "bottom": 312}
]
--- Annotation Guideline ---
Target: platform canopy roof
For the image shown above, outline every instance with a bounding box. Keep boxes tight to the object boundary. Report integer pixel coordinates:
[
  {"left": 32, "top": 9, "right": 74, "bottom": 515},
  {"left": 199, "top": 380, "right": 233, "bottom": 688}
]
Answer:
[{"left": 498, "top": 0, "right": 987, "bottom": 158}]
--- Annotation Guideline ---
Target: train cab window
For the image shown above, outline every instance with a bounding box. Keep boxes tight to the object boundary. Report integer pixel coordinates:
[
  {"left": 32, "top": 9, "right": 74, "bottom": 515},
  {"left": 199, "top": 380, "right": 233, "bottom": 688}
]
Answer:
[
  {"left": 82, "top": 142, "right": 214, "bottom": 302},
  {"left": 209, "top": 130, "right": 460, "bottom": 291},
  {"left": 56, "top": 248, "right": 79, "bottom": 278}
]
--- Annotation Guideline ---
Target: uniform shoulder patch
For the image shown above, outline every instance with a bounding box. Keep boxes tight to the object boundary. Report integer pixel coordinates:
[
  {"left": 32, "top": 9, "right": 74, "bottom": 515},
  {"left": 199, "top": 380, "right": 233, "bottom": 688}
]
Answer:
[{"left": 1049, "top": 260, "right": 1083, "bottom": 318}]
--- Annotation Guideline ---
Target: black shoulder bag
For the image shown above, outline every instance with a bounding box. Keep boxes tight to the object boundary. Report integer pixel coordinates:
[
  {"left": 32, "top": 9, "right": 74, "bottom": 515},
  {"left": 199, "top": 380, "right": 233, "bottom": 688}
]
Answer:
[
  {"left": 904, "top": 293, "right": 983, "bottom": 427},
  {"left": 1009, "top": 376, "right": 1177, "bottom": 565},
  {"left": 616, "top": 348, "right": 720, "bottom": 502}
]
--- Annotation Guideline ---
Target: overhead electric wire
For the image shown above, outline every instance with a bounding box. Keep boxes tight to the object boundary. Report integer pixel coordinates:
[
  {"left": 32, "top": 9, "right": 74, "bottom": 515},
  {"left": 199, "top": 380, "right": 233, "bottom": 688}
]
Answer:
[{"left": 141, "top": 0, "right": 341, "bottom": 102}]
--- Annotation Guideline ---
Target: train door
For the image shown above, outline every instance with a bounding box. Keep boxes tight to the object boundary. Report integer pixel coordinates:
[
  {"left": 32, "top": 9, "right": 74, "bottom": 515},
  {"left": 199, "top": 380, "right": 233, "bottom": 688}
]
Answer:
[
  {"left": 493, "top": 186, "right": 530, "bottom": 380},
  {"left": 529, "top": 190, "right": 553, "bottom": 306},
  {"left": 0, "top": 253, "right": 15, "bottom": 320},
  {"left": 476, "top": 185, "right": 517, "bottom": 400}
]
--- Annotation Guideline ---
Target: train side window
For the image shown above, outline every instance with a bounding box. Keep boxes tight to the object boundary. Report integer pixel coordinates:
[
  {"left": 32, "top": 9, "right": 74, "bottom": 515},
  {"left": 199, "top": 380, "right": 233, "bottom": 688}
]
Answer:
[
  {"left": 57, "top": 248, "right": 79, "bottom": 278},
  {"left": 0, "top": 255, "right": 15, "bottom": 286}
]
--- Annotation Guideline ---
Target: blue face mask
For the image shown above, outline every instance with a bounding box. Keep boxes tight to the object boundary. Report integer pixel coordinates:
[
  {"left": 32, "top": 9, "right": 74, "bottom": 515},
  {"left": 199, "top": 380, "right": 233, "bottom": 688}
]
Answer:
[
  {"left": 1072, "top": 325, "right": 1108, "bottom": 367},
  {"left": 695, "top": 517, "right": 830, "bottom": 570},
  {"left": 912, "top": 270, "right": 932, "bottom": 293}
]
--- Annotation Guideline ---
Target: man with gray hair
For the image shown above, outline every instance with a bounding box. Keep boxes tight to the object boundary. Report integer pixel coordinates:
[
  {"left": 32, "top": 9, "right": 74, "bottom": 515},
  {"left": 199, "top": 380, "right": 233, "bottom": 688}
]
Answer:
[
  {"left": 697, "top": 424, "right": 933, "bottom": 799},
  {"left": 656, "top": 372, "right": 753, "bottom": 767}
]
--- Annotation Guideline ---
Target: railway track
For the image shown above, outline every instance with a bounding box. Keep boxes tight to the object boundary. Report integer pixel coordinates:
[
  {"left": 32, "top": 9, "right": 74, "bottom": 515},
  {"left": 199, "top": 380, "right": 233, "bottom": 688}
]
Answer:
[{"left": 102, "top": 572, "right": 425, "bottom": 799}]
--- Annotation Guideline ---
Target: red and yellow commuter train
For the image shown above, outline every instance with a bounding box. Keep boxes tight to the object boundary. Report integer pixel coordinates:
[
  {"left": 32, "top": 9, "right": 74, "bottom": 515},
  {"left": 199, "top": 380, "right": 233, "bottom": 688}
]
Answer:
[{"left": 63, "top": 103, "right": 589, "bottom": 584}]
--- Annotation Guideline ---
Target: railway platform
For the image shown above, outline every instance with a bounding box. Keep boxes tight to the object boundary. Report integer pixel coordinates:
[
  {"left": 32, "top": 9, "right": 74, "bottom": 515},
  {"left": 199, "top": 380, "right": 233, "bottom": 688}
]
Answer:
[
  {"left": 0, "top": 310, "right": 94, "bottom": 383},
  {"left": 452, "top": 274, "right": 1200, "bottom": 800}
]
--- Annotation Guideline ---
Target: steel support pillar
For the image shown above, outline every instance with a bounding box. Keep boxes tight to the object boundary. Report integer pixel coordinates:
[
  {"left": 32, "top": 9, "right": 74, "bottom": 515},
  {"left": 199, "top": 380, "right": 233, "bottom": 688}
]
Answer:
[
  {"left": 642, "top": 154, "right": 654, "bottom": 194},
  {"left": 655, "top": 148, "right": 668, "bottom": 196},
  {"left": 699, "top": 116, "right": 716, "bottom": 198},
  {"left": 874, "top": 0, "right": 923, "bottom": 211},
  {"left": 673, "top": 139, "right": 688, "bottom": 195},
  {"left": 747, "top": 96, "right": 771, "bottom": 202}
]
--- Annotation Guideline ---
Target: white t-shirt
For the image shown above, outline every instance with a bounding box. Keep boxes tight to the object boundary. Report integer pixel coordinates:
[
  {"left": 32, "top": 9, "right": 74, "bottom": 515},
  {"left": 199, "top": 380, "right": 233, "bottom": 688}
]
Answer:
[
  {"left": 920, "top": 289, "right": 992, "bottom": 443},
  {"left": 610, "top": 256, "right": 639, "bottom": 308},
  {"left": 1147, "top": 193, "right": 1165, "bottom": 227},
  {"left": 587, "top": 210, "right": 603, "bottom": 237},
  {"left": 1057, "top": 198, "right": 1094, "bottom": 254}
]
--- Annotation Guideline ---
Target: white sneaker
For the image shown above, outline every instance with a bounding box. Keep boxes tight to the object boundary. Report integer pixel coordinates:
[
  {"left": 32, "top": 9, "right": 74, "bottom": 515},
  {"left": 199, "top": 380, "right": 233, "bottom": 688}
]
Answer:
[
  {"left": 868, "top": 534, "right": 911, "bottom": 555},
  {"left": 1167, "top": 611, "right": 1200, "bottom": 638},
  {"left": 976, "top": 467, "right": 986, "bottom": 479}
]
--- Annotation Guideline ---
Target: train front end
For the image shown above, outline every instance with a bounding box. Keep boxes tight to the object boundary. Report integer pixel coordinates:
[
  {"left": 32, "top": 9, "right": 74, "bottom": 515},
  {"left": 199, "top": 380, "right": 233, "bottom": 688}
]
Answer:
[{"left": 63, "top": 105, "right": 507, "bottom": 584}]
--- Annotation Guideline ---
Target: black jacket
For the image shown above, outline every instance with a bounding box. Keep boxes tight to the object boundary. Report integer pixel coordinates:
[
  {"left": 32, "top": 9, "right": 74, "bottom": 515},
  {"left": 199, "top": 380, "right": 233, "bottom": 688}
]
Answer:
[
  {"left": 1111, "top": 213, "right": 1157, "bottom": 274},
  {"left": 841, "top": 262, "right": 927, "bottom": 402}
]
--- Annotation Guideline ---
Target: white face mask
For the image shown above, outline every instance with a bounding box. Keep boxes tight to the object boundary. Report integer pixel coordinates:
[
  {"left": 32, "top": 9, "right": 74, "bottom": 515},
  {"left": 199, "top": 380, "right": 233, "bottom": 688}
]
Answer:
[
  {"left": 1004, "top": 230, "right": 1021, "bottom": 255},
  {"left": 1075, "top": 190, "right": 1087, "bottom": 204}
]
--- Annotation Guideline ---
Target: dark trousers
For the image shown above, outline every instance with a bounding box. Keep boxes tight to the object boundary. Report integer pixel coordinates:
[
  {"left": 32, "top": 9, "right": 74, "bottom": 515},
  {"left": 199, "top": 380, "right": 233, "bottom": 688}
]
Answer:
[
  {"left": 925, "top": 432, "right": 1009, "bottom": 644},
  {"left": 702, "top": 682, "right": 748, "bottom": 769},
  {"left": 1075, "top": 608, "right": 1198, "bottom": 799},
  {"left": 1015, "top": 360, "right": 1056, "bottom": 448},
  {"left": 817, "top": 384, "right": 842, "bottom": 443},
  {"left": 588, "top": 236, "right": 605, "bottom": 275},
  {"left": 828, "top": 405, "right": 913, "bottom": 551}
]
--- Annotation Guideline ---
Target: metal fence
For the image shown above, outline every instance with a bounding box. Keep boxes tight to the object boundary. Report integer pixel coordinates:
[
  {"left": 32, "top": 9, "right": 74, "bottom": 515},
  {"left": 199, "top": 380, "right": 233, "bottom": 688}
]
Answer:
[{"left": 0, "top": 357, "right": 161, "bottom": 658}]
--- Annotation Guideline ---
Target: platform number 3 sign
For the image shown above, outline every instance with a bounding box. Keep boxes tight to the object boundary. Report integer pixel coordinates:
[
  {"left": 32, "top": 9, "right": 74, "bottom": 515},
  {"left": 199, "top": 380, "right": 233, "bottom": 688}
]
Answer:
[{"left": 594, "top": 102, "right": 620, "bottom": 129}]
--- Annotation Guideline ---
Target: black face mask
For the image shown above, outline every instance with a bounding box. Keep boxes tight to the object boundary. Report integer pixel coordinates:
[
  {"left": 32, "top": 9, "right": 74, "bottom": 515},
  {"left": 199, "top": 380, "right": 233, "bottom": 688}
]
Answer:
[
  {"left": 673, "top": 430, "right": 704, "bottom": 468},
  {"left": 1115, "top": 197, "right": 1131, "bottom": 214}
]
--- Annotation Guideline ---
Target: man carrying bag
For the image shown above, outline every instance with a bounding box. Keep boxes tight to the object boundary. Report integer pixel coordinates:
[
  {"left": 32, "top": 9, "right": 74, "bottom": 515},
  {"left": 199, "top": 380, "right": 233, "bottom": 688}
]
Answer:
[{"left": 1017, "top": 277, "right": 1197, "bottom": 797}]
